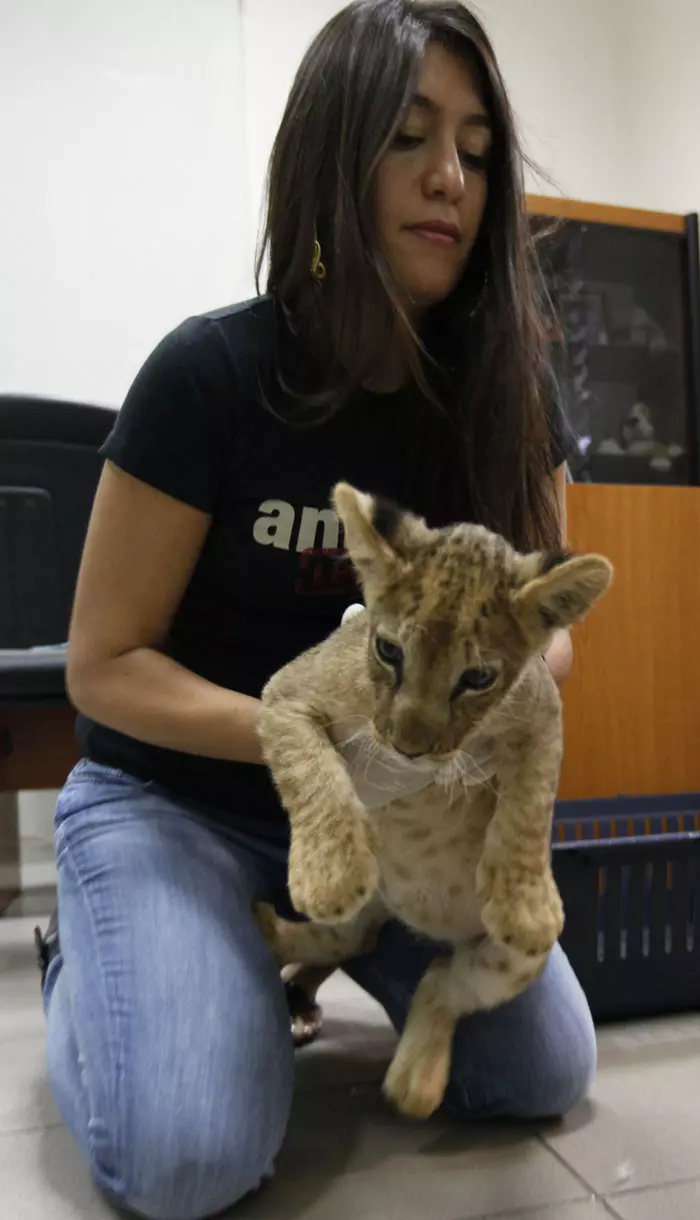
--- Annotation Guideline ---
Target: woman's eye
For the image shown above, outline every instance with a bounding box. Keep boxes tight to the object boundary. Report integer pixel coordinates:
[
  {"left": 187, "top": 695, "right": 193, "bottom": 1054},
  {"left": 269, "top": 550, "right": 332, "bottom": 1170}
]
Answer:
[
  {"left": 375, "top": 636, "right": 404, "bottom": 668},
  {"left": 452, "top": 667, "right": 497, "bottom": 698},
  {"left": 393, "top": 132, "right": 423, "bottom": 151},
  {"left": 460, "top": 151, "right": 488, "bottom": 172}
]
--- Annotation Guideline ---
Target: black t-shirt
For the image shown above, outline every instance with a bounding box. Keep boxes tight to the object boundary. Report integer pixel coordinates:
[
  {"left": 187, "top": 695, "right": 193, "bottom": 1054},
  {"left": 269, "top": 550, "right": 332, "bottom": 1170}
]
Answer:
[{"left": 77, "top": 295, "right": 568, "bottom": 822}]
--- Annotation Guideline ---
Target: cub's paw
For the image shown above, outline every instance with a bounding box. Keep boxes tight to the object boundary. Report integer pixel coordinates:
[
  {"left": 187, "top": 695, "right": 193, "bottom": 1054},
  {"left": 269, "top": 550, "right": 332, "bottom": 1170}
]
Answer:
[
  {"left": 383, "top": 1044, "right": 450, "bottom": 1120},
  {"left": 289, "top": 827, "right": 378, "bottom": 925},
  {"left": 481, "top": 872, "right": 564, "bottom": 958}
]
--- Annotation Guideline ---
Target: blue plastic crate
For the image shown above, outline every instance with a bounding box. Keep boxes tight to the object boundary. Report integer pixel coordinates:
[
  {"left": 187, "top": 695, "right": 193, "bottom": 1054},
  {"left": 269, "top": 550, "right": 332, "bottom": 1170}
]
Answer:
[{"left": 552, "top": 793, "right": 700, "bottom": 1021}]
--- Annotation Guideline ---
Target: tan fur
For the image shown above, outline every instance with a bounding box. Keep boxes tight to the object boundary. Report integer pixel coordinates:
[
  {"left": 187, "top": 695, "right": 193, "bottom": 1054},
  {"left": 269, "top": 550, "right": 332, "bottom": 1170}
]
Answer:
[{"left": 256, "top": 483, "right": 612, "bottom": 1118}]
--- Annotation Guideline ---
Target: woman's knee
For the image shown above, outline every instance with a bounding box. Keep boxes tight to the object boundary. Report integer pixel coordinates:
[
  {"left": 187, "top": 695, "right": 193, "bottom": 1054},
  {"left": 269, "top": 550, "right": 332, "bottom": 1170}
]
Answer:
[
  {"left": 48, "top": 769, "right": 295, "bottom": 1218},
  {"left": 446, "top": 1027, "right": 595, "bottom": 1124},
  {"left": 510, "top": 1000, "right": 597, "bottom": 1119},
  {"left": 517, "top": 948, "right": 597, "bottom": 1119},
  {"left": 92, "top": 1058, "right": 294, "bottom": 1220},
  {"left": 105, "top": 1133, "right": 272, "bottom": 1220}
]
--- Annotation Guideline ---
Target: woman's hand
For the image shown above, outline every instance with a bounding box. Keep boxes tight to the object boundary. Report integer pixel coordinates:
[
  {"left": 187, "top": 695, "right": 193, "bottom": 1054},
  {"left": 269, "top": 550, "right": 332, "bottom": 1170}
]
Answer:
[
  {"left": 542, "top": 464, "right": 574, "bottom": 690},
  {"left": 543, "top": 628, "right": 573, "bottom": 688}
]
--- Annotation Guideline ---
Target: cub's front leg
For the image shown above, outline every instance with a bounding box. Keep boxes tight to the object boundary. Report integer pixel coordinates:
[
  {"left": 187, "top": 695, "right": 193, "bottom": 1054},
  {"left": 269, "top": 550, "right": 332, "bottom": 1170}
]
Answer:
[
  {"left": 477, "top": 689, "right": 564, "bottom": 959},
  {"left": 258, "top": 695, "right": 378, "bottom": 924}
]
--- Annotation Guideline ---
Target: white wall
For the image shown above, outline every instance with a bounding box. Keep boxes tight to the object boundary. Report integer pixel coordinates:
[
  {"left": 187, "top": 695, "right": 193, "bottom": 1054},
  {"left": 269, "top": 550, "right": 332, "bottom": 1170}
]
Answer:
[
  {"left": 614, "top": 0, "right": 700, "bottom": 214},
  {"left": 0, "top": 0, "right": 250, "bottom": 408},
  {"left": 471, "top": 0, "right": 635, "bottom": 206}
]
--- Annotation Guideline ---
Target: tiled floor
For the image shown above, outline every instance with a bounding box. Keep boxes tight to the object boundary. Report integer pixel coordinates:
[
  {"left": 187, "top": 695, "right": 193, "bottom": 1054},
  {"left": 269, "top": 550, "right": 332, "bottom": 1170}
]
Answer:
[{"left": 3, "top": 895, "right": 700, "bottom": 1219}]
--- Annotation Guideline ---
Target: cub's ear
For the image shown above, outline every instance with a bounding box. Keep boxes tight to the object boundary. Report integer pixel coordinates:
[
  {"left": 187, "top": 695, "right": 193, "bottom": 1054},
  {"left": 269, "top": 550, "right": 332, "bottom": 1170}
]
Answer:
[
  {"left": 332, "top": 483, "right": 432, "bottom": 589},
  {"left": 511, "top": 549, "right": 613, "bottom": 640}
]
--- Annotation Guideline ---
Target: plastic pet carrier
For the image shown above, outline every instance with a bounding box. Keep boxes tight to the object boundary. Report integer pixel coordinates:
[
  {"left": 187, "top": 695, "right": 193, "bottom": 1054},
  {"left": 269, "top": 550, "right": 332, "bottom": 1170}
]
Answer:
[{"left": 552, "top": 793, "right": 700, "bottom": 1021}]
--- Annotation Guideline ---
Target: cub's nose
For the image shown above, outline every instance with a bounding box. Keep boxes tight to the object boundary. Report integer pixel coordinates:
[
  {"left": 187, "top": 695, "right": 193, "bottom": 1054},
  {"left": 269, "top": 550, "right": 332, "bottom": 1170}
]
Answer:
[
  {"left": 394, "top": 746, "right": 428, "bottom": 760},
  {"left": 390, "top": 704, "right": 444, "bottom": 760}
]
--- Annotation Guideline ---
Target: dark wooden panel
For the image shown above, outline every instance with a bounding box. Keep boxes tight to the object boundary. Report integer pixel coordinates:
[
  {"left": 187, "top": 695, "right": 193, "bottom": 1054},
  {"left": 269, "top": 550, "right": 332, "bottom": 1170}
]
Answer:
[{"left": 0, "top": 705, "right": 79, "bottom": 794}]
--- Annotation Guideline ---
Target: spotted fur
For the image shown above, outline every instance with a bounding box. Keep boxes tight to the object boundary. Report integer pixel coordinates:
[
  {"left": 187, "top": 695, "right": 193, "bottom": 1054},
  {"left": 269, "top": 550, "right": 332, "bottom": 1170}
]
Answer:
[{"left": 256, "top": 483, "right": 612, "bottom": 1118}]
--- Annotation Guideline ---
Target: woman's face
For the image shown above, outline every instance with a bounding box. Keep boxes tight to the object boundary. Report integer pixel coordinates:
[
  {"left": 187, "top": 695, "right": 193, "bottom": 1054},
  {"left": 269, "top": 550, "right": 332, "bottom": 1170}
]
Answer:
[{"left": 374, "top": 42, "right": 491, "bottom": 312}]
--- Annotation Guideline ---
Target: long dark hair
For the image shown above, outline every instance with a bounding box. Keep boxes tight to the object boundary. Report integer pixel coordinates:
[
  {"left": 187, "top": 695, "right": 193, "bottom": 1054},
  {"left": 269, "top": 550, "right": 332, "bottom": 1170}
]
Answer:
[{"left": 256, "top": 0, "right": 560, "bottom": 552}]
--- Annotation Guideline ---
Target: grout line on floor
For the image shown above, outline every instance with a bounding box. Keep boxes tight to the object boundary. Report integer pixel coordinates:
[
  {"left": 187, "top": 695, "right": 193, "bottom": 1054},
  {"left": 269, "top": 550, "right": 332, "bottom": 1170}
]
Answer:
[
  {"left": 600, "top": 1198, "right": 624, "bottom": 1219},
  {"left": 467, "top": 1196, "right": 599, "bottom": 1219},
  {"left": 605, "top": 1170, "right": 700, "bottom": 1200},
  {"left": 534, "top": 1147, "right": 700, "bottom": 1214},
  {"left": 534, "top": 1129, "right": 602, "bottom": 1198},
  {"left": 0, "top": 1119, "right": 64, "bottom": 1139}
]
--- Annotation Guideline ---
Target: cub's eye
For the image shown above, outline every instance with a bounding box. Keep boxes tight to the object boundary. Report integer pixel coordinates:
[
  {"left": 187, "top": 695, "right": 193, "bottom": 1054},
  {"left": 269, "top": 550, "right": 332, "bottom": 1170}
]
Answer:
[
  {"left": 374, "top": 636, "right": 404, "bottom": 668},
  {"left": 452, "top": 667, "right": 497, "bottom": 699}
]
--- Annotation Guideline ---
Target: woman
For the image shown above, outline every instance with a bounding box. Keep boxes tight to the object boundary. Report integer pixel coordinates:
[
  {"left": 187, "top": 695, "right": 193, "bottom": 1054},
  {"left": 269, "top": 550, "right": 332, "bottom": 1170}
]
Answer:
[{"left": 39, "top": 3, "right": 593, "bottom": 1218}]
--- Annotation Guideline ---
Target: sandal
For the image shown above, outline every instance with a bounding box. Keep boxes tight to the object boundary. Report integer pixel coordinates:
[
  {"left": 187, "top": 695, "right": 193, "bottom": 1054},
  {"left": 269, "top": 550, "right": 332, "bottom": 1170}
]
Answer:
[
  {"left": 34, "top": 909, "right": 59, "bottom": 991},
  {"left": 285, "top": 980, "right": 323, "bottom": 1048}
]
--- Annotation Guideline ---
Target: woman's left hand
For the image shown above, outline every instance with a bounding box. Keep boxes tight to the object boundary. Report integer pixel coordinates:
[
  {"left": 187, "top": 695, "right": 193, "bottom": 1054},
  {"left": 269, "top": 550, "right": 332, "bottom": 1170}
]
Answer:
[
  {"left": 543, "top": 628, "right": 573, "bottom": 689},
  {"left": 543, "top": 464, "right": 574, "bottom": 690}
]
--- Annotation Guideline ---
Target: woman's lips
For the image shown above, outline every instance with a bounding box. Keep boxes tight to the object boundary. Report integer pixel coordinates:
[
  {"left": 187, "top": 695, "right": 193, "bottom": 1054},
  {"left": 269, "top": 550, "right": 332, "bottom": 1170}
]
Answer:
[{"left": 407, "top": 224, "right": 459, "bottom": 247}]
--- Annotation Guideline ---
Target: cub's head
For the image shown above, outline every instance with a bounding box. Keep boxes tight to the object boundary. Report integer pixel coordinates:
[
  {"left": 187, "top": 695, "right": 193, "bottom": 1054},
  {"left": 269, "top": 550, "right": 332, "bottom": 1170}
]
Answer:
[{"left": 334, "top": 482, "right": 612, "bottom": 760}]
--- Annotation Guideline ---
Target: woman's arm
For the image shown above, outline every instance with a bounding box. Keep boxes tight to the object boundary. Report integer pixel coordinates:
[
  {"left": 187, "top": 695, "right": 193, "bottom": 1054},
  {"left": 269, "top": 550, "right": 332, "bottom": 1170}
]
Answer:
[
  {"left": 543, "top": 462, "right": 574, "bottom": 688},
  {"left": 67, "top": 462, "right": 265, "bottom": 765}
]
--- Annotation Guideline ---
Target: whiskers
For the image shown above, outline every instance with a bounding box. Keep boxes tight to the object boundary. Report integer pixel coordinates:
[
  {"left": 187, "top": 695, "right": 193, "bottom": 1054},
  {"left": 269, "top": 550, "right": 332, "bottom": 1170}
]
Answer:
[
  {"left": 332, "top": 718, "right": 374, "bottom": 751},
  {"left": 330, "top": 718, "right": 392, "bottom": 796},
  {"left": 434, "top": 746, "right": 498, "bottom": 800},
  {"left": 330, "top": 715, "right": 440, "bottom": 808},
  {"left": 327, "top": 711, "right": 500, "bottom": 811}
]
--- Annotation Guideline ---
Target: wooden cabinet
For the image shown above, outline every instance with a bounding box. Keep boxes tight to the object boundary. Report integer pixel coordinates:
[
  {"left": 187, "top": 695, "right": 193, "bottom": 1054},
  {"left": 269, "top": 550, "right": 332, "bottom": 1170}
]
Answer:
[
  {"left": 559, "top": 483, "right": 700, "bottom": 799},
  {"left": 525, "top": 196, "right": 700, "bottom": 800}
]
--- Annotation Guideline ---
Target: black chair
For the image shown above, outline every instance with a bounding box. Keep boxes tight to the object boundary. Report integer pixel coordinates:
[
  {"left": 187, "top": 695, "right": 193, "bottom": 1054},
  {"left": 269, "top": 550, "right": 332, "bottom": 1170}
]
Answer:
[{"left": 0, "top": 395, "right": 116, "bottom": 703}]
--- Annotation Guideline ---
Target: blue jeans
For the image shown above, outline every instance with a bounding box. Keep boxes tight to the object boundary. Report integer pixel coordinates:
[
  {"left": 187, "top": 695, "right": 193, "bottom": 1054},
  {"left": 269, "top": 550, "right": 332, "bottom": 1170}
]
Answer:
[{"left": 45, "top": 760, "right": 596, "bottom": 1220}]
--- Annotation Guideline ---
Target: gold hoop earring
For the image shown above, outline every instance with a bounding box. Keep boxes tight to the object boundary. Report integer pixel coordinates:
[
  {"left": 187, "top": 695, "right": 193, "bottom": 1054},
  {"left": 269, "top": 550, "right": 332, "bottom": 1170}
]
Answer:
[{"left": 311, "top": 232, "right": 326, "bottom": 282}]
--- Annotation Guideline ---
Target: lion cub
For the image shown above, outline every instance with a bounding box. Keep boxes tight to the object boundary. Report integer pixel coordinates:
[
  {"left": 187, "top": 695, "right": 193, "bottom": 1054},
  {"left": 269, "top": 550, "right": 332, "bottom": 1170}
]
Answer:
[{"left": 256, "top": 483, "right": 612, "bottom": 1118}]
